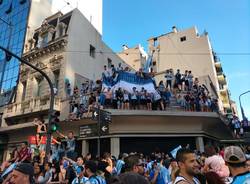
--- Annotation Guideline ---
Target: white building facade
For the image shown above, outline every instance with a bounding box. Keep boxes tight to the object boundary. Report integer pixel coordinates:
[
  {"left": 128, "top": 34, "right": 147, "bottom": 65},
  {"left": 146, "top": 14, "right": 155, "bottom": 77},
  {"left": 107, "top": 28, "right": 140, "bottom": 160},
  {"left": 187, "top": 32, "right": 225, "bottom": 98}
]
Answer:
[
  {"left": 51, "top": 0, "right": 102, "bottom": 34},
  {"left": 0, "top": 9, "right": 126, "bottom": 161},
  {"left": 148, "top": 26, "right": 231, "bottom": 113}
]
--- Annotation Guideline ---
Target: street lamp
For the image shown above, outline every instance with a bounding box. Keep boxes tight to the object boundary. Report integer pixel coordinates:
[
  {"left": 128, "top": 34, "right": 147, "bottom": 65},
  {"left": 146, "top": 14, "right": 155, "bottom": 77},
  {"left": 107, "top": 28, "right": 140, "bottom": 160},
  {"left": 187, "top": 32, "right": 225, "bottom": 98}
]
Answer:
[
  {"left": 0, "top": 46, "right": 55, "bottom": 163},
  {"left": 239, "top": 90, "right": 250, "bottom": 120}
]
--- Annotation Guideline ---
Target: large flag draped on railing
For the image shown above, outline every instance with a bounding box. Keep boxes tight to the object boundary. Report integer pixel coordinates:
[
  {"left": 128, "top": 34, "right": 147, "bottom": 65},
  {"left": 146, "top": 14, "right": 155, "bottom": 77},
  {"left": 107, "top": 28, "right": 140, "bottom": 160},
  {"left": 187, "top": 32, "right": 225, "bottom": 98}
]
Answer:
[{"left": 102, "top": 71, "right": 156, "bottom": 93}]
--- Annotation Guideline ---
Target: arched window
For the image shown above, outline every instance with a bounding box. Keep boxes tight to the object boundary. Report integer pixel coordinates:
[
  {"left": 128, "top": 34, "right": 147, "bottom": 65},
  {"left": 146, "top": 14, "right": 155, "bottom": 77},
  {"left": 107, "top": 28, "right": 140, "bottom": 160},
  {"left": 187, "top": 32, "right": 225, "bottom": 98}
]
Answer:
[
  {"left": 21, "top": 81, "right": 27, "bottom": 101},
  {"left": 33, "top": 77, "right": 43, "bottom": 97}
]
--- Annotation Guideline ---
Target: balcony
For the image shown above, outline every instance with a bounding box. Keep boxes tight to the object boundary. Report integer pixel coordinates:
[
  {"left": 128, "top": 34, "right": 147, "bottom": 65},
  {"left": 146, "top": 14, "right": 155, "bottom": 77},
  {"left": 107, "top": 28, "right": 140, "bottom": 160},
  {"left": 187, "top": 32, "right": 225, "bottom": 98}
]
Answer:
[
  {"left": 219, "top": 94, "right": 230, "bottom": 108},
  {"left": 3, "top": 96, "right": 61, "bottom": 119},
  {"left": 217, "top": 72, "right": 226, "bottom": 85},
  {"left": 219, "top": 88, "right": 228, "bottom": 96},
  {"left": 215, "top": 62, "right": 222, "bottom": 69}
]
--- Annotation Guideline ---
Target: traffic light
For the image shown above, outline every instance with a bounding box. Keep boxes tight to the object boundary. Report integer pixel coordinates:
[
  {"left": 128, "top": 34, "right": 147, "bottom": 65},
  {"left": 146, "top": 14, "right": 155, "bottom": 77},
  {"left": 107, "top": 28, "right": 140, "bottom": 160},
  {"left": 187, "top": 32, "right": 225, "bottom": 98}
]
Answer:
[{"left": 50, "top": 111, "right": 60, "bottom": 132}]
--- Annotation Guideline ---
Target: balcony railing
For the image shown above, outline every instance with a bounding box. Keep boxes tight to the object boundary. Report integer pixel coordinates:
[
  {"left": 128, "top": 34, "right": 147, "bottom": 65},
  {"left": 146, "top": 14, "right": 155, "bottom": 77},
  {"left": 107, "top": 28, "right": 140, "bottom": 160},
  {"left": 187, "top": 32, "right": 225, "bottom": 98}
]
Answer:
[
  {"left": 217, "top": 72, "right": 226, "bottom": 85},
  {"left": 215, "top": 62, "right": 222, "bottom": 69},
  {"left": 3, "top": 96, "right": 61, "bottom": 118}
]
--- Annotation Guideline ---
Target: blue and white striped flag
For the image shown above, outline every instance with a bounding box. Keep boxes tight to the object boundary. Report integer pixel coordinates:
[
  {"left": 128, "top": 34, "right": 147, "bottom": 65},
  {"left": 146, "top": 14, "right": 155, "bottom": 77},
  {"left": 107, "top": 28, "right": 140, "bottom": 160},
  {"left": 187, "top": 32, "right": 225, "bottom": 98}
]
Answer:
[{"left": 171, "top": 145, "right": 182, "bottom": 159}]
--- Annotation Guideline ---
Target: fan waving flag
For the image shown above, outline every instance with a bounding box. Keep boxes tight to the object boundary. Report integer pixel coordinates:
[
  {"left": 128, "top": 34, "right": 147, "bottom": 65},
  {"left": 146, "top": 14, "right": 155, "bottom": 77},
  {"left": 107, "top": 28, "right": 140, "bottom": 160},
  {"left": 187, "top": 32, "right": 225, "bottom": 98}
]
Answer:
[
  {"left": 102, "top": 71, "right": 157, "bottom": 93},
  {"left": 171, "top": 145, "right": 182, "bottom": 159},
  {"left": 143, "top": 54, "right": 153, "bottom": 73}
]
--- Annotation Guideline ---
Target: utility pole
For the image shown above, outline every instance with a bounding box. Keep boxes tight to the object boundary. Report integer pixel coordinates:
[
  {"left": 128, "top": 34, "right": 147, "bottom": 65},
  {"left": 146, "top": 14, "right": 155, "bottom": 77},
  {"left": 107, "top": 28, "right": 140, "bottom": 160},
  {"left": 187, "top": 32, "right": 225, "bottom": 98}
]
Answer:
[
  {"left": 239, "top": 90, "right": 250, "bottom": 120},
  {"left": 97, "top": 106, "right": 101, "bottom": 158}
]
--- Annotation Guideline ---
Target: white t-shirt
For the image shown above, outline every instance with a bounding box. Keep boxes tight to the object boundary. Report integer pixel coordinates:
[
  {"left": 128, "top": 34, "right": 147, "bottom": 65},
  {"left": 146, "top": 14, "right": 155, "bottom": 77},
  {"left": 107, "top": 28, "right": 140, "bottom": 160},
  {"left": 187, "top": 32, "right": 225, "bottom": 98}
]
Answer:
[{"left": 174, "top": 176, "right": 200, "bottom": 184}]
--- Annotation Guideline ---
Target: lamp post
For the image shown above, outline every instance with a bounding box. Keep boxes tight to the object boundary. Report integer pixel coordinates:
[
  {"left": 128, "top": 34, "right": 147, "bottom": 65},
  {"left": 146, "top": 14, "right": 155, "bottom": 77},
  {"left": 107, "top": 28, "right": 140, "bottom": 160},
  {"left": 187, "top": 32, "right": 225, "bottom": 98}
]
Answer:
[
  {"left": 239, "top": 90, "right": 250, "bottom": 120},
  {"left": 0, "top": 46, "right": 55, "bottom": 163}
]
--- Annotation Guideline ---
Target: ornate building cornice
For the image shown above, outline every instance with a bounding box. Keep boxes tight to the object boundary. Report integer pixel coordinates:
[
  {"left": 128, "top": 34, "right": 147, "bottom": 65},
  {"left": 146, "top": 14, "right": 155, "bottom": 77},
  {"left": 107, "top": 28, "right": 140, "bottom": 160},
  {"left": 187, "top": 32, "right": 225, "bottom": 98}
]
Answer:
[{"left": 22, "top": 36, "right": 68, "bottom": 62}]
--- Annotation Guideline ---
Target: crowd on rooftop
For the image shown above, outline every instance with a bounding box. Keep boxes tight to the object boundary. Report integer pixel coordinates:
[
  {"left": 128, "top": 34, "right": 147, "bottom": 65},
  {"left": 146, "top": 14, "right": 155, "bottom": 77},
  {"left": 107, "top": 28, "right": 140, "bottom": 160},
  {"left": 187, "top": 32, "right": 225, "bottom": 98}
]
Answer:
[
  {"left": 66, "top": 63, "right": 220, "bottom": 121},
  {"left": 0, "top": 134, "right": 250, "bottom": 184}
]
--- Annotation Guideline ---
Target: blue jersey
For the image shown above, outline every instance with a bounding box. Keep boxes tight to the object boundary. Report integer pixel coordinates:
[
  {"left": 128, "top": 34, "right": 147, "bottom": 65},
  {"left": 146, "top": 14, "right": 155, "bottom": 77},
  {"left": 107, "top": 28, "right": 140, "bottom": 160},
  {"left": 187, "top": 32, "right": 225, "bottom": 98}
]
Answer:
[
  {"left": 116, "top": 160, "right": 125, "bottom": 175},
  {"left": 149, "top": 166, "right": 170, "bottom": 184},
  {"left": 72, "top": 176, "right": 90, "bottom": 184},
  {"left": 89, "top": 175, "right": 106, "bottom": 184},
  {"left": 232, "top": 172, "right": 250, "bottom": 184}
]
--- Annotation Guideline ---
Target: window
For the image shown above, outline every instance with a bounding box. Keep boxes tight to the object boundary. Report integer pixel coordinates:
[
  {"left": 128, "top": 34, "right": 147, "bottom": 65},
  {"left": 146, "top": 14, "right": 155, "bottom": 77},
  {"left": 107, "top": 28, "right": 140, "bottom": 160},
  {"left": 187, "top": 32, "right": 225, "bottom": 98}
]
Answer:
[
  {"left": 89, "top": 45, "right": 96, "bottom": 58},
  {"left": 53, "top": 70, "right": 60, "bottom": 89},
  {"left": 107, "top": 58, "right": 112, "bottom": 68},
  {"left": 153, "top": 37, "right": 158, "bottom": 46},
  {"left": 41, "top": 33, "right": 48, "bottom": 47},
  {"left": 153, "top": 61, "right": 156, "bottom": 66},
  {"left": 34, "top": 78, "right": 43, "bottom": 97},
  {"left": 21, "top": 81, "right": 27, "bottom": 101},
  {"left": 180, "top": 36, "right": 186, "bottom": 42}
]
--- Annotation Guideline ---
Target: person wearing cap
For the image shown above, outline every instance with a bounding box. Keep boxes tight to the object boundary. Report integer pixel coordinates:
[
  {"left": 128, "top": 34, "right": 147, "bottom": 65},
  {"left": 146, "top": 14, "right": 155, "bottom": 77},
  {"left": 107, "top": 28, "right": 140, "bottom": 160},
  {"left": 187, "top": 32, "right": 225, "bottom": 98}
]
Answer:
[
  {"left": 84, "top": 161, "right": 106, "bottom": 184},
  {"left": 224, "top": 146, "right": 250, "bottom": 184},
  {"left": 3, "top": 163, "right": 34, "bottom": 184},
  {"left": 72, "top": 166, "right": 90, "bottom": 184}
]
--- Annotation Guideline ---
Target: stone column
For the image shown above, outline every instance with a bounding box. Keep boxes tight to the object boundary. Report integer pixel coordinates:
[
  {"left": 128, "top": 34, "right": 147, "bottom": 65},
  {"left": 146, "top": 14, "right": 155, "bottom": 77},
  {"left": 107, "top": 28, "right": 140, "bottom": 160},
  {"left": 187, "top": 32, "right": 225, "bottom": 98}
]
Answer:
[
  {"left": 196, "top": 136, "right": 204, "bottom": 152},
  {"left": 82, "top": 140, "right": 89, "bottom": 156},
  {"left": 110, "top": 137, "right": 120, "bottom": 158},
  {"left": 47, "top": 27, "right": 55, "bottom": 42}
]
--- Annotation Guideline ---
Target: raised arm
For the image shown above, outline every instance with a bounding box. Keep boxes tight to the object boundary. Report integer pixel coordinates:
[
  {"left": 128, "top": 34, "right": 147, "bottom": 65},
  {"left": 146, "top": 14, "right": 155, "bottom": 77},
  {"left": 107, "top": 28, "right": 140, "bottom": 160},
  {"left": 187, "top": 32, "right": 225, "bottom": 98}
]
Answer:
[
  {"left": 56, "top": 130, "right": 66, "bottom": 138},
  {"left": 52, "top": 137, "right": 61, "bottom": 145},
  {"left": 63, "top": 156, "right": 76, "bottom": 165}
]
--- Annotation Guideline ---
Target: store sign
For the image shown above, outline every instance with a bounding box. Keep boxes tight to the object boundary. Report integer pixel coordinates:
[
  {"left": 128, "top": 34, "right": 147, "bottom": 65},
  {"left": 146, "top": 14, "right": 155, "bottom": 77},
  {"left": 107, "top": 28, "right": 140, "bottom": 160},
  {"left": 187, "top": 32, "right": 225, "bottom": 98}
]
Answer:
[{"left": 79, "top": 125, "right": 97, "bottom": 138}]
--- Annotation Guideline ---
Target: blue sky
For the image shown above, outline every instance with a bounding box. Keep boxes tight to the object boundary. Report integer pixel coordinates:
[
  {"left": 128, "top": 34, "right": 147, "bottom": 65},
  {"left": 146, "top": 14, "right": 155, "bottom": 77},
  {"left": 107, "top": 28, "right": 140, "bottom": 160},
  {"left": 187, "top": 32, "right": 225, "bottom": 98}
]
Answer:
[{"left": 103, "top": 0, "right": 250, "bottom": 119}]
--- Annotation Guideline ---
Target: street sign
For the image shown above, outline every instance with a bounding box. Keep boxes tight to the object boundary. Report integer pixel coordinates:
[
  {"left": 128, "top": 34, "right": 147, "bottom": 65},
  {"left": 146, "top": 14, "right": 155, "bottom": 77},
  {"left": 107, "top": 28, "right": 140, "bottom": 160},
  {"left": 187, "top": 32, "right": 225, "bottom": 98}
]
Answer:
[
  {"left": 101, "top": 125, "right": 108, "bottom": 133},
  {"left": 92, "top": 109, "right": 99, "bottom": 121},
  {"left": 94, "top": 111, "right": 98, "bottom": 117},
  {"left": 100, "top": 110, "right": 111, "bottom": 123},
  {"left": 79, "top": 124, "right": 97, "bottom": 138},
  {"left": 91, "top": 108, "right": 112, "bottom": 136}
]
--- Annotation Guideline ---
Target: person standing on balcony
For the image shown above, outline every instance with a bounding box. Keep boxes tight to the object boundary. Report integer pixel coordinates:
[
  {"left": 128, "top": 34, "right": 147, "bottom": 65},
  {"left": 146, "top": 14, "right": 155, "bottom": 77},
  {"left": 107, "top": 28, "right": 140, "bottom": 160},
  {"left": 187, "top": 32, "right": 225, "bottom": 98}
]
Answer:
[
  {"left": 131, "top": 87, "right": 138, "bottom": 110},
  {"left": 175, "top": 69, "right": 182, "bottom": 91},
  {"left": 105, "top": 87, "right": 112, "bottom": 109},
  {"left": 116, "top": 87, "right": 124, "bottom": 109},
  {"left": 123, "top": 90, "right": 130, "bottom": 110},
  {"left": 165, "top": 70, "right": 173, "bottom": 91},
  {"left": 187, "top": 71, "right": 194, "bottom": 91}
]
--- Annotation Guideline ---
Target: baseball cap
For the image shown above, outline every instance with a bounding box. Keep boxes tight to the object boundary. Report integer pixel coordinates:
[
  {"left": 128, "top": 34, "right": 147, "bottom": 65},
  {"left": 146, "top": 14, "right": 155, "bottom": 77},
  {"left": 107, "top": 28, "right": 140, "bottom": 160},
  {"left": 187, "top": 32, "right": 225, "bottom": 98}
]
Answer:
[
  {"left": 14, "top": 163, "right": 34, "bottom": 177},
  {"left": 224, "top": 146, "right": 246, "bottom": 164}
]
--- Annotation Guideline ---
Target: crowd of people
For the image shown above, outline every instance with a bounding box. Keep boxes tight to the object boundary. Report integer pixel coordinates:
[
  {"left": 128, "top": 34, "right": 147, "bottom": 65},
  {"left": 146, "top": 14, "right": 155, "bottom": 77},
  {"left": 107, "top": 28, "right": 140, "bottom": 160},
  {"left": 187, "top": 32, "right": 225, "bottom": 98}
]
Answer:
[
  {"left": 0, "top": 141, "right": 250, "bottom": 184},
  {"left": 230, "top": 116, "right": 250, "bottom": 138},
  {"left": 66, "top": 65, "right": 220, "bottom": 121}
]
